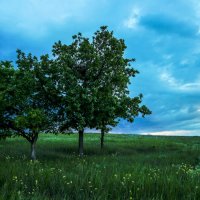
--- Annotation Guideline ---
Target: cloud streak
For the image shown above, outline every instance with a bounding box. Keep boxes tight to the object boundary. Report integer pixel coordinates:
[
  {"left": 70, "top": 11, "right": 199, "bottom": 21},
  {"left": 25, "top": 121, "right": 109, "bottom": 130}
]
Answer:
[
  {"left": 141, "top": 130, "right": 200, "bottom": 136},
  {"left": 160, "top": 69, "right": 200, "bottom": 92}
]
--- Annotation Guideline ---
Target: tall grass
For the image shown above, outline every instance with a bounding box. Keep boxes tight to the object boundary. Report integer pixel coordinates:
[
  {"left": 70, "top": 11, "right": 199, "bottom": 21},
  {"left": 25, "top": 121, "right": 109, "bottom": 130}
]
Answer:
[{"left": 1, "top": 134, "right": 200, "bottom": 199}]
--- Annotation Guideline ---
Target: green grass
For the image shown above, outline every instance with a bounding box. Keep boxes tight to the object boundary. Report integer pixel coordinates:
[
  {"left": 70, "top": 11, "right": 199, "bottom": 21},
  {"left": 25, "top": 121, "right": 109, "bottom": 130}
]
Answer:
[{"left": 1, "top": 133, "right": 200, "bottom": 200}]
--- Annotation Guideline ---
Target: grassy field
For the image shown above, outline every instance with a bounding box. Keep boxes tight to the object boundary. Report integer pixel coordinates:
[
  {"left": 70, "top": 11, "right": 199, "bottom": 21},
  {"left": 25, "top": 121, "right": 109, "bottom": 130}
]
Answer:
[{"left": 1, "top": 133, "right": 200, "bottom": 200}]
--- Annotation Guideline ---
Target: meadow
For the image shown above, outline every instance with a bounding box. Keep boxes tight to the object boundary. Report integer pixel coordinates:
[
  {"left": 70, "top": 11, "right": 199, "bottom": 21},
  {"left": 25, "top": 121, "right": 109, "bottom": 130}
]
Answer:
[{"left": 1, "top": 133, "right": 200, "bottom": 200}]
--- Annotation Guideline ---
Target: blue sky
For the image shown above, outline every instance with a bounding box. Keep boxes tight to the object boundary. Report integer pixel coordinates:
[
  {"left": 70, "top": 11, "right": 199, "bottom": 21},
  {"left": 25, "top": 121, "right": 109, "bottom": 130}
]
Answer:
[{"left": 1, "top": 0, "right": 200, "bottom": 135}]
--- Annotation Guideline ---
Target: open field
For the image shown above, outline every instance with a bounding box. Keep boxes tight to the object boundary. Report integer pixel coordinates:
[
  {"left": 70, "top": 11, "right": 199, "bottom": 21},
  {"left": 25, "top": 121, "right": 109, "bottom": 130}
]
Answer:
[{"left": 1, "top": 134, "right": 200, "bottom": 200}]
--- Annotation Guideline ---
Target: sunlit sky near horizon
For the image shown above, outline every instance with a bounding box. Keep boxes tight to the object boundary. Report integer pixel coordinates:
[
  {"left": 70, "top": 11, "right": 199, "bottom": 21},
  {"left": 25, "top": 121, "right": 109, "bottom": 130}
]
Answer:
[{"left": 1, "top": 0, "right": 200, "bottom": 136}]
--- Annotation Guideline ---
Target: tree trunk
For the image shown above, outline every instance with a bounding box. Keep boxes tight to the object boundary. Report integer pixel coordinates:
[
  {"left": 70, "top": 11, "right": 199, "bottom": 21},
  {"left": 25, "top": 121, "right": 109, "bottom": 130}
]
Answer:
[
  {"left": 30, "top": 133, "right": 38, "bottom": 160},
  {"left": 101, "top": 129, "right": 105, "bottom": 149},
  {"left": 78, "top": 129, "right": 84, "bottom": 156}
]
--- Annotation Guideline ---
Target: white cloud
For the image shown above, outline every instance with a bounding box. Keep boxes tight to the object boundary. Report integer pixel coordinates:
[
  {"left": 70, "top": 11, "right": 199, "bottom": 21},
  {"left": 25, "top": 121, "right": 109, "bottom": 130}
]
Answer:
[
  {"left": 160, "top": 69, "right": 200, "bottom": 92},
  {"left": 123, "top": 7, "right": 140, "bottom": 29},
  {"left": 163, "top": 54, "right": 173, "bottom": 60},
  {"left": 141, "top": 130, "right": 200, "bottom": 136},
  {"left": 197, "top": 106, "right": 200, "bottom": 112},
  {"left": 160, "top": 70, "right": 178, "bottom": 87},
  {"left": 0, "top": 0, "right": 93, "bottom": 38},
  {"left": 180, "top": 59, "right": 189, "bottom": 65}
]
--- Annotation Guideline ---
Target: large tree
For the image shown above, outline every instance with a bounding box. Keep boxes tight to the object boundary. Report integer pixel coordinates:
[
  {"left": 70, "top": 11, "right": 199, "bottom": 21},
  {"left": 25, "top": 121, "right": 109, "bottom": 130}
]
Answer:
[
  {"left": 52, "top": 26, "right": 151, "bottom": 155},
  {"left": 52, "top": 35, "right": 97, "bottom": 155}
]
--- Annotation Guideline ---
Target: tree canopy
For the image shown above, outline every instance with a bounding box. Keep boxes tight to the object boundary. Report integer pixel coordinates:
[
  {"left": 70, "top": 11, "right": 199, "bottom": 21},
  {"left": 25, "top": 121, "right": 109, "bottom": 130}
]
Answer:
[
  {"left": 0, "top": 51, "right": 62, "bottom": 159},
  {"left": 50, "top": 26, "right": 151, "bottom": 154},
  {"left": 0, "top": 26, "right": 151, "bottom": 158}
]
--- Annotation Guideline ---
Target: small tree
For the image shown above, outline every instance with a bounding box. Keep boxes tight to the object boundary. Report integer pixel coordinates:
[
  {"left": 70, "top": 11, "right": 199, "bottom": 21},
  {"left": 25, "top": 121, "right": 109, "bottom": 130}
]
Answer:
[
  {"left": 16, "top": 50, "right": 68, "bottom": 159},
  {"left": 0, "top": 51, "right": 60, "bottom": 160},
  {"left": 88, "top": 26, "right": 151, "bottom": 149}
]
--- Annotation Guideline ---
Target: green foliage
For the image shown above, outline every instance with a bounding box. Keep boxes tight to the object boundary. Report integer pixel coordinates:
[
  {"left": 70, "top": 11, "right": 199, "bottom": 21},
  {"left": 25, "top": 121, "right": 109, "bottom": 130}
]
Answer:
[
  {"left": 51, "top": 26, "right": 151, "bottom": 133},
  {"left": 50, "top": 26, "right": 151, "bottom": 154},
  {"left": 14, "top": 109, "right": 48, "bottom": 133},
  {"left": 0, "top": 61, "right": 16, "bottom": 138},
  {"left": 1, "top": 134, "right": 200, "bottom": 199},
  {"left": 0, "top": 51, "right": 61, "bottom": 159},
  {"left": 0, "top": 26, "right": 151, "bottom": 156},
  {"left": 0, "top": 50, "right": 61, "bottom": 137}
]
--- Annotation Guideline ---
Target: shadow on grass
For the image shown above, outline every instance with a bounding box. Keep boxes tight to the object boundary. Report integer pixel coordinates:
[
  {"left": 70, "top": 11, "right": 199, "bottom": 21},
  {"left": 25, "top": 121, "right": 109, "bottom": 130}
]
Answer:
[{"left": 40, "top": 144, "right": 162, "bottom": 160}]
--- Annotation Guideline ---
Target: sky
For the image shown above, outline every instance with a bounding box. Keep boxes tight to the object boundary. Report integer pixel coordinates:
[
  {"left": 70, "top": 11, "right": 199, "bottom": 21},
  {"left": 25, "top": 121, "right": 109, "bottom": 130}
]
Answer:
[{"left": 0, "top": 0, "right": 200, "bottom": 136}]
